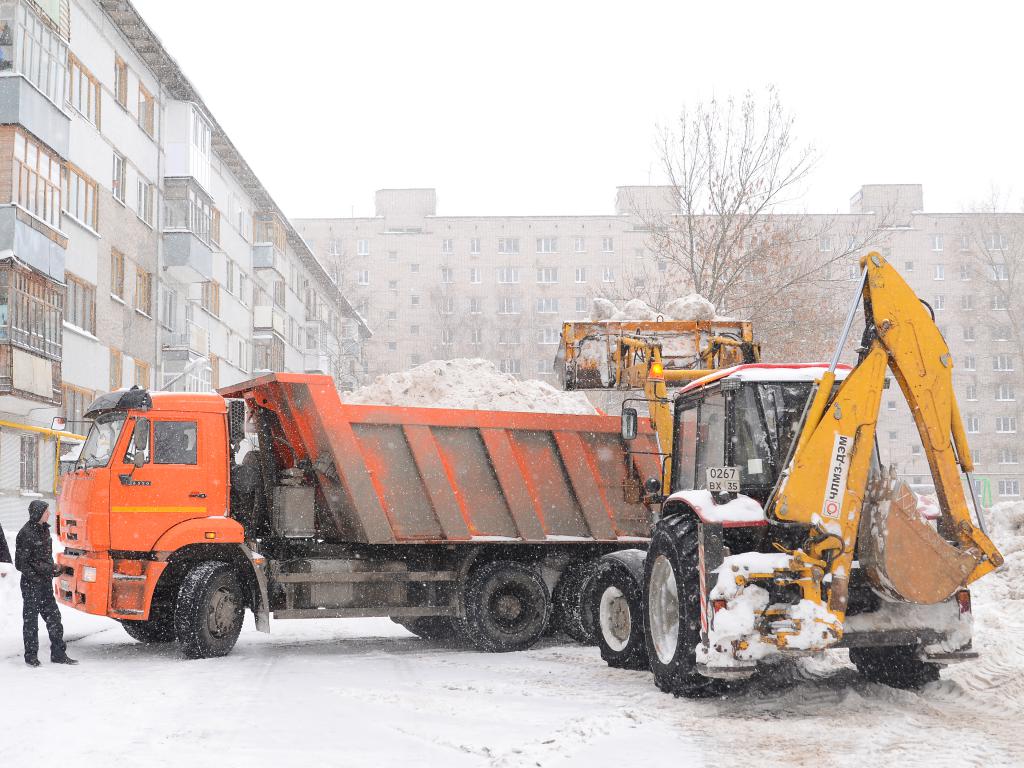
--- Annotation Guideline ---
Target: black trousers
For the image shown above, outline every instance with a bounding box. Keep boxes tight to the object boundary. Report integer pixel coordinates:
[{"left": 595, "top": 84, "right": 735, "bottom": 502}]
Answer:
[{"left": 21, "top": 578, "right": 66, "bottom": 661}]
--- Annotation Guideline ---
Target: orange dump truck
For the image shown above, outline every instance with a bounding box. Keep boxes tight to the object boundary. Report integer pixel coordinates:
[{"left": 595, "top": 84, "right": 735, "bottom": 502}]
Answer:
[{"left": 55, "top": 373, "right": 662, "bottom": 657}]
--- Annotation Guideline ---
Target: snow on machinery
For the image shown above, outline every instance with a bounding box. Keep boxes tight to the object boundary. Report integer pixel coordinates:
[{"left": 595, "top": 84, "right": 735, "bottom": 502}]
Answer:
[{"left": 572, "top": 253, "right": 1004, "bottom": 693}]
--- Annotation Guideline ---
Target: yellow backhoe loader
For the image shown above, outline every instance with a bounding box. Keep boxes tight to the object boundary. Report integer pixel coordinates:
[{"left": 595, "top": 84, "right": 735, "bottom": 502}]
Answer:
[{"left": 562, "top": 253, "right": 1003, "bottom": 693}]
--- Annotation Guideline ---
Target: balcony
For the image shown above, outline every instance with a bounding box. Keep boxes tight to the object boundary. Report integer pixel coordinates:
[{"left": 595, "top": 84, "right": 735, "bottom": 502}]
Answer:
[
  {"left": 253, "top": 305, "right": 286, "bottom": 338},
  {"left": 162, "top": 322, "right": 209, "bottom": 358},
  {"left": 0, "top": 206, "right": 65, "bottom": 280},
  {"left": 0, "top": 343, "right": 60, "bottom": 410},
  {"left": 303, "top": 352, "right": 331, "bottom": 375},
  {"left": 0, "top": 75, "right": 70, "bottom": 158},
  {"left": 163, "top": 231, "right": 213, "bottom": 284},
  {"left": 252, "top": 243, "right": 287, "bottom": 279}
]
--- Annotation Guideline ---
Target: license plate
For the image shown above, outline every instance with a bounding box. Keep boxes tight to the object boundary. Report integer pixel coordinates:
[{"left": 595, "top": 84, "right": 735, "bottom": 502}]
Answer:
[{"left": 706, "top": 466, "right": 740, "bottom": 493}]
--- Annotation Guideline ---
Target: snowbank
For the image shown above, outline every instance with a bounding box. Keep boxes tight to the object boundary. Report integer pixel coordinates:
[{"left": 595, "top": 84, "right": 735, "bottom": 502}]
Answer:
[
  {"left": 588, "top": 293, "right": 718, "bottom": 323},
  {"left": 342, "top": 358, "right": 597, "bottom": 414}
]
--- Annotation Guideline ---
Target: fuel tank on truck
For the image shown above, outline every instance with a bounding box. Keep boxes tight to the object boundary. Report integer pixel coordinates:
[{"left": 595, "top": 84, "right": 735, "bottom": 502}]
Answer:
[{"left": 220, "top": 374, "right": 661, "bottom": 545}]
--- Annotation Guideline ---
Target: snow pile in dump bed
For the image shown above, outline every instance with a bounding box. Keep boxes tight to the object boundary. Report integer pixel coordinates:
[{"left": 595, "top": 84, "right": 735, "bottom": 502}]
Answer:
[
  {"left": 589, "top": 293, "right": 718, "bottom": 322},
  {"left": 342, "top": 358, "right": 597, "bottom": 414}
]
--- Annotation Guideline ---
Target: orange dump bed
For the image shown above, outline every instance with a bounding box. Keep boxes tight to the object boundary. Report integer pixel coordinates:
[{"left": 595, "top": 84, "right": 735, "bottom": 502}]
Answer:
[{"left": 220, "top": 373, "right": 660, "bottom": 545}]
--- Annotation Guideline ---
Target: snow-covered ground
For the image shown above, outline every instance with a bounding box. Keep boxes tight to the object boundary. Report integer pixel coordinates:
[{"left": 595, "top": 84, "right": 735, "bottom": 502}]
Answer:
[{"left": 2, "top": 505, "right": 1021, "bottom": 767}]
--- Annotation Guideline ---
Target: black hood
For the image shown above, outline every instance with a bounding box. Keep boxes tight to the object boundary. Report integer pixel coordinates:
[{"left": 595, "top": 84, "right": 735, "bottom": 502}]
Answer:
[
  {"left": 84, "top": 385, "right": 152, "bottom": 419},
  {"left": 28, "top": 499, "right": 49, "bottom": 522}
]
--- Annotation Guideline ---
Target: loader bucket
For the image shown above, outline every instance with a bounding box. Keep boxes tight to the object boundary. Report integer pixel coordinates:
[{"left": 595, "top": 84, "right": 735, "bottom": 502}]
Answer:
[{"left": 858, "top": 480, "right": 980, "bottom": 604}]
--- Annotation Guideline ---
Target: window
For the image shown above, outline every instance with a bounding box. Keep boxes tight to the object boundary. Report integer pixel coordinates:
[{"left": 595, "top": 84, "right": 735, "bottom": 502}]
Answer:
[
  {"left": 110, "top": 249, "right": 125, "bottom": 299},
  {"left": 888, "top": 431, "right": 898, "bottom": 441},
  {"left": 987, "top": 233, "right": 1007, "bottom": 251},
  {"left": 999, "top": 449, "right": 1019, "bottom": 464},
  {"left": 357, "top": 239, "right": 369, "bottom": 256},
  {"left": 137, "top": 84, "right": 155, "bottom": 136},
  {"left": 191, "top": 106, "right": 211, "bottom": 156},
  {"left": 114, "top": 56, "right": 128, "bottom": 107},
  {"left": 997, "top": 383, "right": 1015, "bottom": 401},
  {"left": 499, "top": 359, "right": 521, "bottom": 374},
  {"left": 111, "top": 151, "right": 126, "bottom": 203},
  {"left": 537, "top": 267, "right": 558, "bottom": 283},
  {"left": 536, "top": 237, "right": 557, "bottom": 253},
  {"left": 134, "top": 268, "right": 152, "bottom": 315},
  {"left": 963, "top": 354, "right": 976, "bottom": 371},
  {"left": 19, "top": 435, "right": 37, "bottom": 491},
  {"left": 575, "top": 267, "right": 586, "bottom": 283},
  {"left": 934, "top": 294, "right": 945, "bottom": 310},
  {"left": 153, "top": 421, "right": 198, "bottom": 465},
  {"left": 469, "top": 238, "right": 480, "bottom": 255},
  {"left": 965, "top": 415, "right": 980, "bottom": 433},
  {"left": 499, "top": 329, "right": 521, "bottom": 345},
  {"left": 441, "top": 328, "right": 453, "bottom": 345},
  {"left": 410, "top": 324, "right": 419, "bottom": 335},
  {"left": 441, "top": 238, "right": 453, "bottom": 254},
  {"left": 411, "top": 354, "right": 422, "bottom": 366},
  {"left": 536, "top": 298, "right": 559, "bottom": 314},
  {"left": 602, "top": 237, "right": 614, "bottom": 252},
  {"left": 388, "top": 279, "right": 398, "bottom": 291},
  {"left": 201, "top": 280, "right": 220, "bottom": 317},
  {"left": 164, "top": 178, "right": 212, "bottom": 242},
  {"left": 575, "top": 296, "right": 587, "bottom": 312},
  {"left": 62, "top": 164, "right": 98, "bottom": 230},
  {"left": 886, "top": 400, "right": 896, "bottom": 411},
  {"left": 912, "top": 445, "right": 922, "bottom": 456},
  {"left": 410, "top": 294, "right": 420, "bottom": 307},
  {"left": 224, "top": 261, "right": 236, "bottom": 295},
  {"left": 357, "top": 270, "right": 369, "bottom": 285},
  {"left": 410, "top": 263, "right": 420, "bottom": 273},
  {"left": 386, "top": 310, "right": 397, "bottom": 321},
  {"left": 993, "top": 326, "right": 1011, "bottom": 341},
  {"left": 110, "top": 349, "right": 123, "bottom": 391},
  {"left": 931, "top": 234, "right": 944, "bottom": 252},
  {"left": 498, "top": 238, "right": 520, "bottom": 255},
  {"left": 498, "top": 266, "right": 520, "bottom": 284},
  {"left": 965, "top": 384, "right": 977, "bottom": 401},
  {"left": 253, "top": 337, "right": 285, "bottom": 371},
  {"left": 960, "top": 263, "right": 972, "bottom": 281},
  {"left": 933, "top": 264, "right": 945, "bottom": 280},
  {"left": 960, "top": 294, "right": 974, "bottom": 311},
  {"left": 991, "top": 263, "right": 1009, "bottom": 281},
  {"left": 574, "top": 237, "right": 585, "bottom": 252},
  {"left": 387, "top": 250, "right": 397, "bottom": 261},
  {"left": 499, "top": 296, "right": 520, "bottom": 314},
  {"left": 13, "top": 130, "right": 61, "bottom": 227},
  {"left": 65, "top": 274, "right": 96, "bottom": 334},
  {"left": 441, "top": 267, "right": 454, "bottom": 283},
  {"left": 469, "top": 297, "right": 482, "bottom": 314},
  {"left": 386, "top": 341, "right": 397, "bottom": 351},
  {"left": 992, "top": 294, "right": 1009, "bottom": 311},
  {"left": 963, "top": 326, "right": 976, "bottom": 342},
  {"left": 136, "top": 178, "right": 155, "bottom": 226},
  {"left": 134, "top": 359, "right": 150, "bottom": 388},
  {"left": 272, "top": 280, "right": 286, "bottom": 308},
  {"left": 998, "top": 480, "right": 1020, "bottom": 497},
  {"left": 469, "top": 267, "right": 481, "bottom": 284},
  {"left": 62, "top": 384, "right": 95, "bottom": 427},
  {"left": 470, "top": 328, "right": 482, "bottom": 344},
  {"left": 67, "top": 54, "right": 100, "bottom": 128},
  {"left": 160, "top": 285, "right": 177, "bottom": 329},
  {"left": 536, "top": 359, "right": 553, "bottom": 375},
  {"left": 538, "top": 328, "right": 560, "bottom": 345},
  {"left": 994, "top": 354, "right": 1014, "bottom": 371},
  {"left": 5, "top": 7, "right": 67, "bottom": 106},
  {"left": 818, "top": 236, "right": 832, "bottom": 252},
  {"left": 960, "top": 235, "right": 971, "bottom": 251},
  {"left": 440, "top": 296, "right": 454, "bottom": 314},
  {"left": 603, "top": 267, "right": 615, "bottom": 283},
  {"left": 904, "top": 261, "right": 914, "bottom": 272}
]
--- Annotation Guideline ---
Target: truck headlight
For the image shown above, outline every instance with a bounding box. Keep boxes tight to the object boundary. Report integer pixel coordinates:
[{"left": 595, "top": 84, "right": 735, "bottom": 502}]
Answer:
[{"left": 81, "top": 566, "right": 97, "bottom": 583}]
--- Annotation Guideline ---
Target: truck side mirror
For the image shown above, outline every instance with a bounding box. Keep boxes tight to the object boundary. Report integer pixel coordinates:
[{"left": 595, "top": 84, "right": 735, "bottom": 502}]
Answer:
[
  {"left": 132, "top": 418, "right": 150, "bottom": 468},
  {"left": 621, "top": 407, "right": 638, "bottom": 441}
]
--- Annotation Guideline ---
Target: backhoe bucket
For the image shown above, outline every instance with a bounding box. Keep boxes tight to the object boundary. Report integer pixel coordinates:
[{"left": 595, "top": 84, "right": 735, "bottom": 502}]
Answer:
[{"left": 859, "top": 480, "right": 979, "bottom": 604}]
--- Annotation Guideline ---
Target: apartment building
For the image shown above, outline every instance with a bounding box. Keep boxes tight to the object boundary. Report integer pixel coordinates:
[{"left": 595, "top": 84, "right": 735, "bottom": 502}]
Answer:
[
  {"left": 297, "top": 184, "right": 1022, "bottom": 505},
  {"left": 0, "top": 0, "right": 367, "bottom": 529}
]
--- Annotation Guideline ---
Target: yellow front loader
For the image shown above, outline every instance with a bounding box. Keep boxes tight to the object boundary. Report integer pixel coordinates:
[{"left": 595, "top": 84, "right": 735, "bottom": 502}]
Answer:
[{"left": 572, "top": 254, "right": 1004, "bottom": 694}]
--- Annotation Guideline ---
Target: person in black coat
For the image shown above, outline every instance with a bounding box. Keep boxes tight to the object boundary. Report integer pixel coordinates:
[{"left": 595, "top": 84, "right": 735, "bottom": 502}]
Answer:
[{"left": 15, "top": 500, "right": 77, "bottom": 667}]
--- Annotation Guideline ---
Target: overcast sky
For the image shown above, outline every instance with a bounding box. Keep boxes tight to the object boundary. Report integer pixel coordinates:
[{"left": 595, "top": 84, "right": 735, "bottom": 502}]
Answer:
[{"left": 131, "top": 0, "right": 1022, "bottom": 219}]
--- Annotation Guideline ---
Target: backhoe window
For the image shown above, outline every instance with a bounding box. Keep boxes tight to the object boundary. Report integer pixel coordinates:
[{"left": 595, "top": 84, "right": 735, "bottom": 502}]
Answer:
[
  {"left": 734, "top": 386, "right": 776, "bottom": 485},
  {"left": 673, "top": 406, "right": 698, "bottom": 490},
  {"left": 79, "top": 412, "right": 126, "bottom": 468},
  {"left": 756, "top": 383, "right": 813, "bottom": 468},
  {"left": 694, "top": 392, "right": 726, "bottom": 484}
]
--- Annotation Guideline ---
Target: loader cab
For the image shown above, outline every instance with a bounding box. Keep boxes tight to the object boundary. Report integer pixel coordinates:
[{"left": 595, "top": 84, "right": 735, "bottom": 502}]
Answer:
[{"left": 669, "top": 364, "right": 850, "bottom": 503}]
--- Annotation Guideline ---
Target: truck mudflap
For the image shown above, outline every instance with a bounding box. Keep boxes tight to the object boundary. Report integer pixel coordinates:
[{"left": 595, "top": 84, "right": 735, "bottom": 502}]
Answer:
[{"left": 239, "top": 543, "right": 271, "bottom": 633}]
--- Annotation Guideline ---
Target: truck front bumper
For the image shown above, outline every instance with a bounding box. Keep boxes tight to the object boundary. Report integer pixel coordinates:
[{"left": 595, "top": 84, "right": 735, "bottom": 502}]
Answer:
[{"left": 56, "top": 551, "right": 112, "bottom": 616}]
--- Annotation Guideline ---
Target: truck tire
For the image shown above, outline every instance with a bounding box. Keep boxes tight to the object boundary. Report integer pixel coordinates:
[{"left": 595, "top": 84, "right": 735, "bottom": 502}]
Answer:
[
  {"left": 120, "top": 614, "right": 175, "bottom": 643},
  {"left": 850, "top": 646, "right": 941, "bottom": 689},
  {"left": 551, "top": 559, "right": 600, "bottom": 644},
  {"left": 591, "top": 555, "right": 648, "bottom": 670},
  {"left": 392, "top": 616, "right": 464, "bottom": 643},
  {"left": 643, "top": 515, "right": 719, "bottom": 697},
  {"left": 174, "top": 562, "right": 245, "bottom": 659},
  {"left": 461, "top": 560, "right": 550, "bottom": 652}
]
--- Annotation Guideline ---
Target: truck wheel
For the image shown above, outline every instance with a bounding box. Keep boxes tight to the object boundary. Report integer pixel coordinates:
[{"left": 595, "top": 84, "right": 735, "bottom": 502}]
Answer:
[
  {"left": 591, "top": 557, "right": 648, "bottom": 670},
  {"left": 643, "top": 515, "right": 719, "bottom": 697},
  {"left": 120, "top": 613, "right": 175, "bottom": 643},
  {"left": 551, "top": 560, "right": 600, "bottom": 644},
  {"left": 392, "top": 616, "right": 464, "bottom": 642},
  {"left": 850, "top": 646, "right": 941, "bottom": 689},
  {"left": 461, "top": 560, "right": 550, "bottom": 652},
  {"left": 174, "top": 562, "right": 245, "bottom": 659}
]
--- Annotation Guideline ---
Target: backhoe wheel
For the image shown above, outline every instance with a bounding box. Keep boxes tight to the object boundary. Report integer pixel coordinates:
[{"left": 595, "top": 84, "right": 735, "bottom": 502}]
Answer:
[
  {"left": 392, "top": 616, "right": 464, "bottom": 643},
  {"left": 591, "top": 557, "right": 648, "bottom": 670},
  {"left": 461, "top": 560, "right": 550, "bottom": 652},
  {"left": 551, "top": 560, "right": 600, "bottom": 644},
  {"left": 643, "top": 515, "right": 720, "bottom": 698},
  {"left": 174, "top": 562, "right": 245, "bottom": 659},
  {"left": 120, "top": 612, "right": 176, "bottom": 644},
  {"left": 850, "top": 646, "right": 941, "bottom": 689}
]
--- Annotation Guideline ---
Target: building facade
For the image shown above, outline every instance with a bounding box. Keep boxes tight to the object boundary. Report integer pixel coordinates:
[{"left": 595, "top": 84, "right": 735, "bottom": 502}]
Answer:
[
  {"left": 0, "top": 0, "right": 367, "bottom": 529},
  {"left": 297, "top": 184, "right": 1022, "bottom": 506}
]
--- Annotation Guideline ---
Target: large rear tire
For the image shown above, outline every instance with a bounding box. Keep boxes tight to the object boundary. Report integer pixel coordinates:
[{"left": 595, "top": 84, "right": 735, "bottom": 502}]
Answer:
[
  {"left": 551, "top": 560, "right": 599, "bottom": 644},
  {"left": 591, "top": 556, "right": 648, "bottom": 670},
  {"left": 643, "top": 515, "right": 720, "bottom": 697},
  {"left": 392, "top": 616, "right": 464, "bottom": 643},
  {"left": 174, "top": 562, "right": 245, "bottom": 659},
  {"left": 461, "top": 560, "right": 550, "bottom": 652},
  {"left": 850, "top": 646, "right": 941, "bottom": 689},
  {"left": 120, "top": 613, "right": 175, "bottom": 644}
]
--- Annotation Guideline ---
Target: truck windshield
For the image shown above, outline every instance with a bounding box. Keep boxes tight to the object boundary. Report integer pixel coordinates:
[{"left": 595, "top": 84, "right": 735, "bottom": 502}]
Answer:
[
  {"left": 733, "top": 383, "right": 813, "bottom": 486},
  {"left": 79, "top": 412, "right": 127, "bottom": 468}
]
